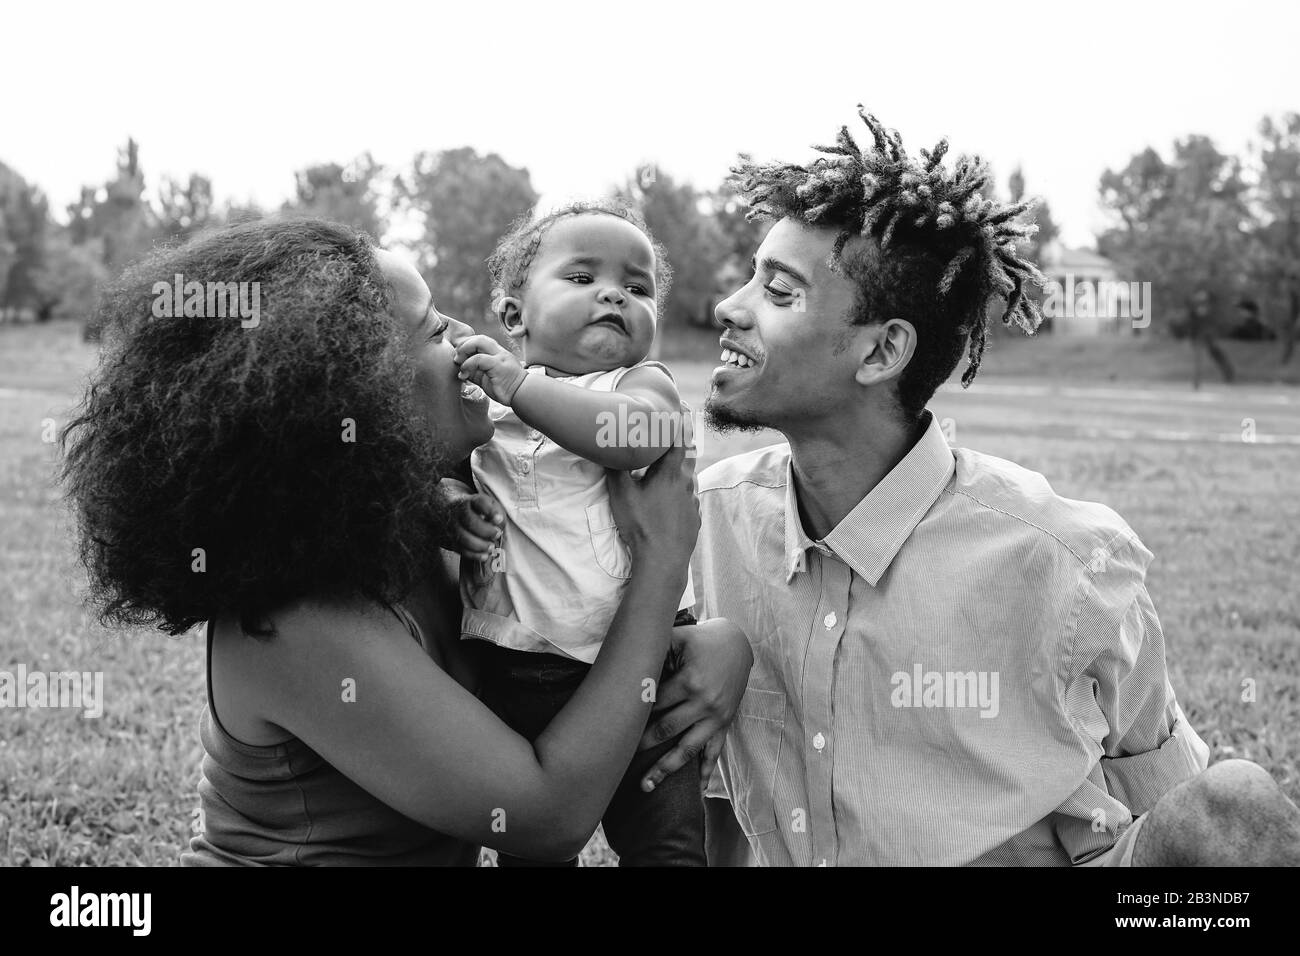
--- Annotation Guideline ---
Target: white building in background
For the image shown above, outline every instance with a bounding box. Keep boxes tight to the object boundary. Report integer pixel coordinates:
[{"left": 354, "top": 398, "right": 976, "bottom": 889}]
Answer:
[{"left": 1038, "top": 243, "right": 1129, "bottom": 336}]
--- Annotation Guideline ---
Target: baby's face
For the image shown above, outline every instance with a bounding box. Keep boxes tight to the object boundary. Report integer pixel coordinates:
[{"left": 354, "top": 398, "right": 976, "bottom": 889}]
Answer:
[{"left": 513, "top": 213, "right": 658, "bottom": 374}]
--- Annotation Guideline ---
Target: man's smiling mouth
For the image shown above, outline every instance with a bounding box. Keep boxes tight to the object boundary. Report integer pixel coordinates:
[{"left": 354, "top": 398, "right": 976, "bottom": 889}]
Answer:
[
  {"left": 718, "top": 339, "right": 760, "bottom": 369},
  {"left": 719, "top": 348, "right": 756, "bottom": 369}
]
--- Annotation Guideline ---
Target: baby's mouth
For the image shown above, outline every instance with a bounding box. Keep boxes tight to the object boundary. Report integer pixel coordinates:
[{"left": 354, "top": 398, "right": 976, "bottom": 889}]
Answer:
[{"left": 591, "top": 313, "right": 627, "bottom": 333}]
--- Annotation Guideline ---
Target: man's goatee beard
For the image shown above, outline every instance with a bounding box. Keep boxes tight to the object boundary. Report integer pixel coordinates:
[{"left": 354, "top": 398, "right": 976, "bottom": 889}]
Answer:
[{"left": 703, "top": 397, "right": 771, "bottom": 435}]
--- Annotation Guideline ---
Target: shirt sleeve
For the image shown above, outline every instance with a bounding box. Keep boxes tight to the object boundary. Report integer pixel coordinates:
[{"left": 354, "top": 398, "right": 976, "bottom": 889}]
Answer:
[{"left": 1054, "top": 529, "right": 1210, "bottom": 861}]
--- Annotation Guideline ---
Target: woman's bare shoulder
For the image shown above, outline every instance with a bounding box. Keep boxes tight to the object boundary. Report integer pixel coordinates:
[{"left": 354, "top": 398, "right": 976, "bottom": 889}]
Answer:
[{"left": 211, "top": 597, "right": 420, "bottom": 744}]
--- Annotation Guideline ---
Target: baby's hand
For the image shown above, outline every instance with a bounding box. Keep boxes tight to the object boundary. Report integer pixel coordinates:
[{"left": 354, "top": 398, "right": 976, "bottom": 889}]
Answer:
[
  {"left": 454, "top": 335, "right": 528, "bottom": 406},
  {"left": 455, "top": 493, "right": 506, "bottom": 562},
  {"left": 441, "top": 479, "right": 505, "bottom": 561}
]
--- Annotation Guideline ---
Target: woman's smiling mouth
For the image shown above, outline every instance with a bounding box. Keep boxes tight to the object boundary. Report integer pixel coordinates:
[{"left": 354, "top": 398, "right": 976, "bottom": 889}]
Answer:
[{"left": 460, "top": 380, "right": 488, "bottom": 405}]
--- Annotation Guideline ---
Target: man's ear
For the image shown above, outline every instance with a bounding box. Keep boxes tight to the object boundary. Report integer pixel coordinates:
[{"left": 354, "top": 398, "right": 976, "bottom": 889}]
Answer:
[
  {"left": 854, "top": 318, "right": 916, "bottom": 388},
  {"left": 497, "top": 296, "right": 525, "bottom": 339}
]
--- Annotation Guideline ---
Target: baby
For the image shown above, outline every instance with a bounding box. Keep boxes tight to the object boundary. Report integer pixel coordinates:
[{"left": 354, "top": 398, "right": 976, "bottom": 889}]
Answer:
[{"left": 446, "top": 200, "right": 702, "bottom": 866}]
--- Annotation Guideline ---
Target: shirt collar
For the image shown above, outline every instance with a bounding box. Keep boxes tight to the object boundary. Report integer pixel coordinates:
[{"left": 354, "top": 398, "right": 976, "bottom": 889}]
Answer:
[{"left": 783, "top": 411, "right": 956, "bottom": 585}]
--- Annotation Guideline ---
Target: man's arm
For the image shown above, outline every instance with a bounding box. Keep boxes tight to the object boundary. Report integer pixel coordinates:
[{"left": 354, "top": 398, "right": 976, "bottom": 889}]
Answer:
[{"left": 1055, "top": 531, "right": 1209, "bottom": 861}]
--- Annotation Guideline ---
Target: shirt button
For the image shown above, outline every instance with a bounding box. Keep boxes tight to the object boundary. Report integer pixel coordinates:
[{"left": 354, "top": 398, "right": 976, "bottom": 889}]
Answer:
[
  {"left": 823, "top": 612, "right": 837, "bottom": 629},
  {"left": 528, "top": 429, "right": 542, "bottom": 441},
  {"left": 812, "top": 732, "right": 826, "bottom": 751},
  {"left": 520, "top": 460, "right": 531, "bottom": 474}
]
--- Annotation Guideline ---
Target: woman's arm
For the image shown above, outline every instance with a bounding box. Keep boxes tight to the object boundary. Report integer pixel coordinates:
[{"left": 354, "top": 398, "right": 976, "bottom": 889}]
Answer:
[{"left": 246, "top": 441, "right": 698, "bottom": 861}]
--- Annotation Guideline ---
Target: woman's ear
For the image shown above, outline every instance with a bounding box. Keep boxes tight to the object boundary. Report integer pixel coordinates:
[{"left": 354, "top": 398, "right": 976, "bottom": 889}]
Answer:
[
  {"left": 854, "top": 318, "right": 916, "bottom": 388},
  {"left": 497, "top": 296, "right": 525, "bottom": 339}
]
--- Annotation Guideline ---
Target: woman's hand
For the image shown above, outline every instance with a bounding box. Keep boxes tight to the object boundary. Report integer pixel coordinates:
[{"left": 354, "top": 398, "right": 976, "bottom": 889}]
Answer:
[
  {"left": 604, "top": 429, "right": 699, "bottom": 575},
  {"left": 637, "top": 617, "right": 753, "bottom": 793}
]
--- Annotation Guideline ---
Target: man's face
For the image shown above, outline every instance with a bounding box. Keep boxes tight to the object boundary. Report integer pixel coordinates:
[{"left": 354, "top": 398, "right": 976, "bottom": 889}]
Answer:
[{"left": 707, "top": 217, "right": 866, "bottom": 435}]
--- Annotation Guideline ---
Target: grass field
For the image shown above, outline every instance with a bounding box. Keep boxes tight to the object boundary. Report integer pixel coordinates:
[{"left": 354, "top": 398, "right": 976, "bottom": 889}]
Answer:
[{"left": 2, "top": 320, "right": 1299, "bottom": 866}]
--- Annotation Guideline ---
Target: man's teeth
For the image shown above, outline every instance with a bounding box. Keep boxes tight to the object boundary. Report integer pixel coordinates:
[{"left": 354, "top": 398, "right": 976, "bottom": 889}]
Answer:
[
  {"left": 460, "top": 381, "right": 486, "bottom": 401},
  {"left": 720, "top": 348, "right": 755, "bottom": 368}
]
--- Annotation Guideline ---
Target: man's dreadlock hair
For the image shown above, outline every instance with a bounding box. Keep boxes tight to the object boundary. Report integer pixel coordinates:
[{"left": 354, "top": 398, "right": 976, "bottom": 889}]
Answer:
[
  {"left": 486, "top": 198, "right": 672, "bottom": 318},
  {"left": 733, "top": 105, "right": 1044, "bottom": 417}
]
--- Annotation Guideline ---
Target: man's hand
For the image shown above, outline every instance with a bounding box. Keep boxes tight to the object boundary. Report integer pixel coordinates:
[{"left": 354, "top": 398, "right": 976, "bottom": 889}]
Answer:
[
  {"left": 637, "top": 618, "right": 752, "bottom": 794},
  {"left": 441, "top": 478, "right": 505, "bottom": 561},
  {"left": 454, "top": 335, "right": 528, "bottom": 406}
]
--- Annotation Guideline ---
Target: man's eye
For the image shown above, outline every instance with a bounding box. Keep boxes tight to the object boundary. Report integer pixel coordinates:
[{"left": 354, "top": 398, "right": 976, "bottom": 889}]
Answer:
[
  {"left": 764, "top": 283, "right": 794, "bottom": 300},
  {"left": 427, "top": 316, "right": 449, "bottom": 340}
]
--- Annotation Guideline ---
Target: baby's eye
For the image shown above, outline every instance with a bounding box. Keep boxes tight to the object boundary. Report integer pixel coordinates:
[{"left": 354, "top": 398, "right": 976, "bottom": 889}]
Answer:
[
  {"left": 627, "top": 284, "right": 650, "bottom": 296},
  {"left": 565, "top": 273, "right": 593, "bottom": 284}
]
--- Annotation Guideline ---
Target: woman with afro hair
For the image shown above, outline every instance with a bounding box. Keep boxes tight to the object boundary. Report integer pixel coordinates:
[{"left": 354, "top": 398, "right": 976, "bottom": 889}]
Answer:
[{"left": 60, "top": 217, "right": 751, "bottom": 865}]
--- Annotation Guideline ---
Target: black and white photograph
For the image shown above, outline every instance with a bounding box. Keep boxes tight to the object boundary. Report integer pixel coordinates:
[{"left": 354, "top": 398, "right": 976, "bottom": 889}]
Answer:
[{"left": 1, "top": 0, "right": 1297, "bottom": 931}]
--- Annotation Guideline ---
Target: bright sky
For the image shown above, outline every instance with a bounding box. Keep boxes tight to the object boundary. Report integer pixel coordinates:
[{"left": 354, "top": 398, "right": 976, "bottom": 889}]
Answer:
[{"left": 5, "top": 0, "right": 1296, "bottom": 247}]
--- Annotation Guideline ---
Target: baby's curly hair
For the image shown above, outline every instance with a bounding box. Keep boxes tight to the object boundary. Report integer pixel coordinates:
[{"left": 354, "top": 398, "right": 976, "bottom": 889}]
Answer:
[
  {"left": 59, "top": 217, "right": 453, "bottom": 637},
  {"left": 733, "top": 105, "right": 1045, "bottom": 417},
  {"left": 486, "top": 199, "right": 673, "bottom": 317}
]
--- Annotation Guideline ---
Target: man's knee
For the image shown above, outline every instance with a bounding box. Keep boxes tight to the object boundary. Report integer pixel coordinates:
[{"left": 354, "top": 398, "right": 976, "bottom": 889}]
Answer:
[
  {"left": 1136, "top": 760, "right": 1300, "bottom": 865},
  {"left": 1184, "top": 759, "right": 1278, "bottom": 819}
]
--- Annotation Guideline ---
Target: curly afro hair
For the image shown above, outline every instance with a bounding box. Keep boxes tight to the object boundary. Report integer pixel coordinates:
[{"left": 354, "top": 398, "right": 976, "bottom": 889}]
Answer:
[
  {"left": 60, "top": 217, "right": 454, "bottom": 637},
  {"left": 486, "top": 198, "right": 673, "bottom": 318},
  {"left": 733, "top": 105, "right": 1046, "bottom": 418}
]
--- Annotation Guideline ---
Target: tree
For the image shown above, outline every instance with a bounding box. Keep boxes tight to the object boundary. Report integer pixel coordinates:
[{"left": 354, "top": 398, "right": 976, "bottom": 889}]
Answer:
[
  {"left": 0, "top": 205, "right": 13, "bottom": 317},
  {"left": 31, "top": 232, "right": 108, "bottom": 322},
  {"left": 66, "top": 139, "right": 154, "bottom": 339},
  {"left": 65, "top": 138, "right": 154, "bottom": 277},
  {"left": 1099, "top": 136, "right": 1252, "bottom": 386},
  {"left": 618, "top": 166, "right": 726, "bottom": 336},
  {"left": 157, "top": 173, "right": 215, "bottom": 242},
  {"left": 1251, "top": 113, "right": 1300, "bottom": 362},
  {"left": 0, "top": 161, "right": 51, "bottom": 320},
  {"left": 1008, "top": 167, "right": 1058, "bottom": 267},
  {"left": 282, "top": 153, "right": 386, "bottom": 239},
  {"left": 711, "top": 174, "right": 770, "bottom": 277},
  {"left": 396, "top": 147, "right": 537, "bottom": 330}
]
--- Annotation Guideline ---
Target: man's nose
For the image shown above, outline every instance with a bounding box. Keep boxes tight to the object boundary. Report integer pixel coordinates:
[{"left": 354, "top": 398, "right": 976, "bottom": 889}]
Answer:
[{"left": 715, "top": 289, "right": 750, "bottom": 330}]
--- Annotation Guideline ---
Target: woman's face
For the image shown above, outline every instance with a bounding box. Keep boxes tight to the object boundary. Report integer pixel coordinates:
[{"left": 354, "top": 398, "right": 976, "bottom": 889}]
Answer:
[{"left": 376, "top": 249, "right": 494, "bottom": 461}]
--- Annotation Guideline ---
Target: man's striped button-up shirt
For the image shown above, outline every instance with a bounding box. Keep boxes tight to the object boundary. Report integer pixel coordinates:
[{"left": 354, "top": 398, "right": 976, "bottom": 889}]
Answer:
[{"left": 695, "top": 411, "right": 1208, "bottom": 866}]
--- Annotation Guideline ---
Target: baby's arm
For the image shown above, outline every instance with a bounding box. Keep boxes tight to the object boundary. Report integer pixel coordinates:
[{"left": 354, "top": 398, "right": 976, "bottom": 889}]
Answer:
[
  {"left": 455, "top": 335, "right": 684, "bottom": 471},
  {"left": 512, "top": 365, "right": 681, "bottom": 470}
]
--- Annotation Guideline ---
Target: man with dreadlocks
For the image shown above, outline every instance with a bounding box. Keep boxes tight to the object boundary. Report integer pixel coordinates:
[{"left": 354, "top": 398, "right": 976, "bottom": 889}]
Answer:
[{"left": 648, "top": 107, "right": 1300, "bottom": 866}]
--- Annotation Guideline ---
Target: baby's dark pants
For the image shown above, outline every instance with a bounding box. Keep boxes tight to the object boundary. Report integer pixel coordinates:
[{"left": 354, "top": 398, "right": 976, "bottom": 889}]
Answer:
[{"left": 477, "top": 639, "right": 706, "bottom": 867}]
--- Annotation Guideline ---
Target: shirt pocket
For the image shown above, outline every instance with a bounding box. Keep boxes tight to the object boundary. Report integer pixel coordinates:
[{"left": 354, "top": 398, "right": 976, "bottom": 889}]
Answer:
[
  {"left": 585, "top": 500, "right": 632, "bottom": 580},
  {"left": 727, "top": 687, "right": 786, "bottom": 838}
]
